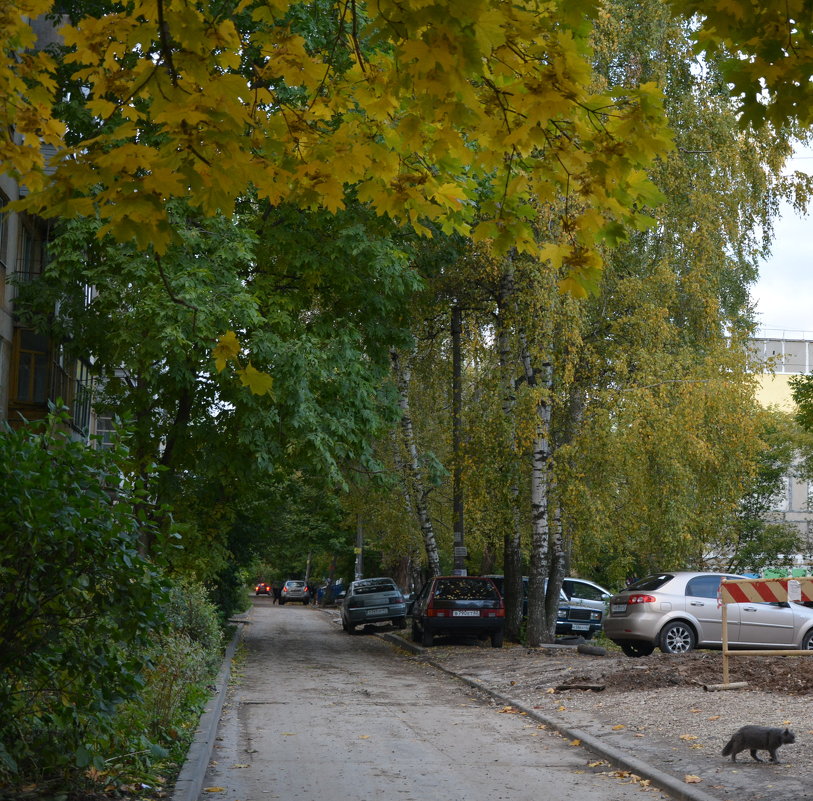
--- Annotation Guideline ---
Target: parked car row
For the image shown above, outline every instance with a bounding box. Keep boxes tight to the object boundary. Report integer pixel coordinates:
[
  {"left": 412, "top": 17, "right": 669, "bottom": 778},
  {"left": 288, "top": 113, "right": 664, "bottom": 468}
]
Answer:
[
  {"left": 337, "top": 573, "right": 614, "bottom": 649},
  {"left": 276, "top": 568, "right": 813, "bottom": 659}
]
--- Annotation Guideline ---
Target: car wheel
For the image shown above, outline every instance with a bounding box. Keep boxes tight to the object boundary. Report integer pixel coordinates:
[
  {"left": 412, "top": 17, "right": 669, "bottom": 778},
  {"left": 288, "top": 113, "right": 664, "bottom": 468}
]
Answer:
[
  {"left": 393, "top": 617, "right": 407, "bottom": 629},
  {"left": 490, "top": 630, "right": 504, "bottom": 648},
  {"left": 802, "top": 629, "right": 813, "bottom": 650},
  {"left": 658, "top": 621, "right": 696, "bottom": 654},
  {"left": 421, "top": 627, "right": 434, "bottom": 647},
  {"left": 619, "top": 640, "right": 655, "bottom": 658}
]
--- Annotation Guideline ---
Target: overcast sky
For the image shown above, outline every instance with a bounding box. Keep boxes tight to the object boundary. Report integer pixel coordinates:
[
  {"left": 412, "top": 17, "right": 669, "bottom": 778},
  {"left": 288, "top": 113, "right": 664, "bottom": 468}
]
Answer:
[{"left": 752, "top": 147, "right": 813, "bottom": 337}]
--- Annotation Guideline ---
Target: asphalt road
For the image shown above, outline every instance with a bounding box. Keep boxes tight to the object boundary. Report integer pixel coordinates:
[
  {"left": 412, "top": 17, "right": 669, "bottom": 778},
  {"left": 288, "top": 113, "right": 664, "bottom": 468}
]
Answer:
[{"left": 198, "top": 599, "right": 667, "bottom": 801}]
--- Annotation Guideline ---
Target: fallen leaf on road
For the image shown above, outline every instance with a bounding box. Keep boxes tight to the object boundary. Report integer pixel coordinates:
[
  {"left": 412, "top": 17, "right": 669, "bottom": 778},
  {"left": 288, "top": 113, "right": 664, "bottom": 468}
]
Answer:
[
  {"left": 611, "top": 724, "right": 625, "bottom": 730},
  {"left": 499, "top": 706, "right": 519, "bottom": 714},
  {"left": 587, "top": 761, "right": 606, "bottom": 768},
  {"left": 569, "top": 738, "right": 581, "bottom": 746},
  {"left": 685, "top": 775, "right": 702, "bottom": 784},
  {"left": 707, "top": 715, "right": 720, "bottom": 721},
  {"left": 359, "top": 735, "right": 370, "bottom": 739},
  {"left": 690, "top": 708, "right": 701, "bottom": 714},
  {"left": 679, "top": 734, "right": 698, "bottom": 741},
  {"left": 281, "top": 732, "right": 296, "bottom": 736},
  {"left": 203, "top": 788, "right": 225, "bottom": 793},
  {"left": 231, "top": 764, "right": 249, "bottom": 769}
]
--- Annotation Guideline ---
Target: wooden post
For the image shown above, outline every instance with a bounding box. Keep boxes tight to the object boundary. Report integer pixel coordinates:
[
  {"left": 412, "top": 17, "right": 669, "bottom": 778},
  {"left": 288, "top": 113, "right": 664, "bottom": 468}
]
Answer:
[{"left": 722, "top": 599, "right": 729, "bottom": 686}]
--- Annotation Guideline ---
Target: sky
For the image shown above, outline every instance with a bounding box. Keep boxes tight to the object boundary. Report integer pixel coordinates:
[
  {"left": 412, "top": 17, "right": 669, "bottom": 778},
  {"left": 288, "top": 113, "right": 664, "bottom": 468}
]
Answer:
[{"left": 752, "top": 147, "right": 813, "bottom": 337}]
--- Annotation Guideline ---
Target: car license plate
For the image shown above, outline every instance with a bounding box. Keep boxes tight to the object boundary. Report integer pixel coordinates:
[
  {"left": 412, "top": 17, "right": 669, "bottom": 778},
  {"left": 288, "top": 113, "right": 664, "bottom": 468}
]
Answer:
[
  {"left": 452, "top": 610, "right": 479, "bottom": 617},
  {"left": 572, "top": 624, "right": 589, "bottom": 631},
  {"left": 611, "top": 603, "right": 627, "bottom": 613},
  {"left": 366, "top": 608, "right": 387, "bottom": 617}
]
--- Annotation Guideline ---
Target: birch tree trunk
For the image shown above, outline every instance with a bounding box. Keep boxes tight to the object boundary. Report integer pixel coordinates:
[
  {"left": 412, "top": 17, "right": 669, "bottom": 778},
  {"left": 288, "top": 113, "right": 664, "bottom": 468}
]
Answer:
[
  {"left": 527, "top": 383, "right": 553, "bottom": 646},
  {"left": 391, "top": 349, "right": 442, "bottom": 577}
]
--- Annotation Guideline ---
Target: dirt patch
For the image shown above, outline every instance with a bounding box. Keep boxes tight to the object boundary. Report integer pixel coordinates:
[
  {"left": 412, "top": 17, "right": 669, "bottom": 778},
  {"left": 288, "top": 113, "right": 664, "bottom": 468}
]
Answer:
[{"left": 572, "top": 649, "right": 813, "bottom": 694}]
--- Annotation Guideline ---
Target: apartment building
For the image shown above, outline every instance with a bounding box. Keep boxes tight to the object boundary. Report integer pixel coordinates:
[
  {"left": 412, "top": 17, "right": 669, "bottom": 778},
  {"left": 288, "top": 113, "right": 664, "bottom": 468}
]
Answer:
[
  {"left": 751, "top": 331, "right": 813, "bottom": 547},
  {"left": 0, "top": 171, "right": 96, "bottom": 437}
]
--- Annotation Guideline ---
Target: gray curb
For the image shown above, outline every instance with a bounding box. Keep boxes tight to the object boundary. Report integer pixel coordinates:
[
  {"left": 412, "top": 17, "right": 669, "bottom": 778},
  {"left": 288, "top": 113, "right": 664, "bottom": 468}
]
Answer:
[
  {"left": 379, "top": 631, "right": 723, "bottom": 801},
  {"left": 171, "top": 621, "right": 244, "bottom": 801}
]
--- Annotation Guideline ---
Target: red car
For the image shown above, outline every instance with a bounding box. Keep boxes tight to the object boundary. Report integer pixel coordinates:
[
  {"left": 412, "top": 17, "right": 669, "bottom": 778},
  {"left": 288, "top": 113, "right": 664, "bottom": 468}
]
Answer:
[{"left": 255, "top": 582, "right": 272, "bottom": 596}]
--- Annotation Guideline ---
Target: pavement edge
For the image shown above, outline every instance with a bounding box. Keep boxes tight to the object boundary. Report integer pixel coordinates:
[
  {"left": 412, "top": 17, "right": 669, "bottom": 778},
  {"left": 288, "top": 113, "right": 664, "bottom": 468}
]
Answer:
[
  {"left": 171, "top": 620, "right": 244, "bottom": 801},
  {"left": 379, "top": 631, "right": 723, "bottom": 801}
]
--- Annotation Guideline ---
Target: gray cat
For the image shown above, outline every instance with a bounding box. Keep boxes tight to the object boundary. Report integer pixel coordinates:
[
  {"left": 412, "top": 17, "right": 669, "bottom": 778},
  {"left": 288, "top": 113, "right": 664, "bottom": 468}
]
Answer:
[{"left": 722, "top": 725, "right": 796, "bottom": 763}]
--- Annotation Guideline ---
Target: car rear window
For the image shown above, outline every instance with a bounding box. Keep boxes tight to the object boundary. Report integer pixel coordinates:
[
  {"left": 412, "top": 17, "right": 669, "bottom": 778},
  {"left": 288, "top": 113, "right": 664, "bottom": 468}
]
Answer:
[
  {"left": 354, "top": 580, "right": 397, "bottom": 594},
  {"left": 625, "top": 574, "right": 674, "bottom": 592},
  {"left": 433, "top": 578, "right": 499, "bottom": 601}
]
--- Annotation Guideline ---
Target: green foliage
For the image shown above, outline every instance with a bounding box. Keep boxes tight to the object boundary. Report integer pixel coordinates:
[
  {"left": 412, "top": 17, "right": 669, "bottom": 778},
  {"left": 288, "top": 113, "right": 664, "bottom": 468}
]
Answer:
[
  {"left": 0, "top": 409, "right": 168, "bottom": 784},
  {"left": 722, "top": 410, "right": 808, "bottom": 574}
]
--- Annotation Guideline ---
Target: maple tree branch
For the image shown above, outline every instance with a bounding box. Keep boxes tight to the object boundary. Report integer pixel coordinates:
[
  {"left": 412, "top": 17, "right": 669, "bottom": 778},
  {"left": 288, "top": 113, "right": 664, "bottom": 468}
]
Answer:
[
  {"left": 155, "top": 0, "right": 179, "bottom": 87},
  {"left": 154, "top": 254, "right": 200, "bottom": 330}
]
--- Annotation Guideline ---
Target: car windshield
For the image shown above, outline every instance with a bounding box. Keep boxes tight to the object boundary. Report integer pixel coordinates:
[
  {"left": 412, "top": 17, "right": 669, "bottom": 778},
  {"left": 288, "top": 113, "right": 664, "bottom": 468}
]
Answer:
[
  {"left": 625, "top": 574, "right": 674, "bottom": 592},
  {"left": 433, "top": 578, "right": 499, "bottom": 601},
  {"left": 287, "top": 581, "right": 304, "bottom": 588},
  {"left": 354, "top": 580, "right": 397, "bottom": 594}
]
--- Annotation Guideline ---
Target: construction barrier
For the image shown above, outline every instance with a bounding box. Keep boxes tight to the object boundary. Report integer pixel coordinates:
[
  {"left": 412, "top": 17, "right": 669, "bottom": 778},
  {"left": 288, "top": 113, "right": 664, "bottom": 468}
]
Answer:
[{"left": 718, "top": 577, "right": 813, "bottom": 687}]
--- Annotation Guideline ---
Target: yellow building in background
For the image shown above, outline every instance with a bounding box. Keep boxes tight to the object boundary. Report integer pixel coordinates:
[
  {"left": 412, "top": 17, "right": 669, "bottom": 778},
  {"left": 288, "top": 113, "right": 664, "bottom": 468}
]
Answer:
[{"left": 752, "top": 333, "right": 813, "bottom": 552}]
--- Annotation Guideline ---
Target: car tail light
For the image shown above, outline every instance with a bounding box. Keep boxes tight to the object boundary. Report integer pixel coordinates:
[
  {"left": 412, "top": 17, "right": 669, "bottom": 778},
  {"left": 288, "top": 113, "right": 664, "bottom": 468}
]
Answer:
[
  {"left": 483, "top": 609, "right": 505, "bottom": 618},
  {"left": 283, "top": 587, "right": 289, "bottom": 593},
  {"left": 426, "top": 606, "right": 447, "bottom": 617},
  {"left": 626, "top": 594, "right": 657, "bottom": 604}
]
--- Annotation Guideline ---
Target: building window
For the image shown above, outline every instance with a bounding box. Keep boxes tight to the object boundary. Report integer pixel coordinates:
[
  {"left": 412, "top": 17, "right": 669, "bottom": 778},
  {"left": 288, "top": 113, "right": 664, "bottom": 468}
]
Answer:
[
  {"left": 17, "top": 217, "right": 47, "bottom": 282},
  {"left": 0, "top": 190, "right": 9, "bottom": 272},
  {"left": 14, "top": 329, "right": 49, "bottom": 403},
  {"left": 71, "top": 360, "right": 93, "bottom": 435}
]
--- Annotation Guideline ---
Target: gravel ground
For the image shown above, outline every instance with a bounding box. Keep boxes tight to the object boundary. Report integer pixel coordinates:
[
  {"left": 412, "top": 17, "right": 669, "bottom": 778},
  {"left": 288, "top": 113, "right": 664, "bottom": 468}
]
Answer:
[{"left": 411, "top": 640, "right": 813, "bottom": 801}]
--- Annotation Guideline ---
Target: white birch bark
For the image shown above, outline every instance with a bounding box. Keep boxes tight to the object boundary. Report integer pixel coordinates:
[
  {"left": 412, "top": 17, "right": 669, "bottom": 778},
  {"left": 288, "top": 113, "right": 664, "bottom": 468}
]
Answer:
[{"left": 391, "top": 349, "right": 441, "bottom": 577}]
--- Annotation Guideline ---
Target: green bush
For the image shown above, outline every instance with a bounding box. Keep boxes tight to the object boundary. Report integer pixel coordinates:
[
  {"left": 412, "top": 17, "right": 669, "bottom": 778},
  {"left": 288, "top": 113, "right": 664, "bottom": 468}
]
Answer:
[{"left": 0, "top": 412, "right": 168, "bottom": 786}]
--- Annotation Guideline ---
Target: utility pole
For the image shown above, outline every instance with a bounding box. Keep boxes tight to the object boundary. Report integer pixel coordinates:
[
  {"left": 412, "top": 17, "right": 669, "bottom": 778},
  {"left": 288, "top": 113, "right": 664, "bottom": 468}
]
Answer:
[
  {"left": 354, "top": 514, "right": 364, "bottom": 581},
  {"left": 451, "top": 304, "right": 466, "bottom": 575}
]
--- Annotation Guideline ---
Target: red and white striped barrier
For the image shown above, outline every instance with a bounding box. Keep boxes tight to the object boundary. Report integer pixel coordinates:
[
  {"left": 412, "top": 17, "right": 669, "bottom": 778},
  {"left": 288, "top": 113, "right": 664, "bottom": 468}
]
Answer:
[{"left": 720, "top": 577, "right": 813, "bottom": 605}]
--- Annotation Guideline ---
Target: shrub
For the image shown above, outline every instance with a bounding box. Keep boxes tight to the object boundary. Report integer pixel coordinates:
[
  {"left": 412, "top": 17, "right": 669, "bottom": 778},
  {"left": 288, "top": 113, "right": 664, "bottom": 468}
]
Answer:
[{"left": 0, "top": 411, "right": 167, "bottom": 787}]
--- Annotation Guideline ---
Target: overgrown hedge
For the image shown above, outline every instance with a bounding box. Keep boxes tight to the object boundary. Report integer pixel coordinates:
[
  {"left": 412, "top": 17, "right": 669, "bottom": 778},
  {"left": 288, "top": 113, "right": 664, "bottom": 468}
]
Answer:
[{"left": 0, "top": 413, "right": 225, "bottom": 796}]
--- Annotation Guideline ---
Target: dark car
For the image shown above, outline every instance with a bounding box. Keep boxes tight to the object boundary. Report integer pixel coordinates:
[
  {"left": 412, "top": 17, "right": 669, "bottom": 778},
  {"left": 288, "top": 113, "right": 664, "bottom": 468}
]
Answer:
[
  {"left": 341, "top": 577, "right": 407, "bottom": 632},
  {"left": 255, "top": 582, "right": 271, "bottom": 596},
  {"left": 486, "top": 575, "right": 604, "bottom": 639},
  {"left": 411, "top": 576, "right": 505, "bottom": 648}
]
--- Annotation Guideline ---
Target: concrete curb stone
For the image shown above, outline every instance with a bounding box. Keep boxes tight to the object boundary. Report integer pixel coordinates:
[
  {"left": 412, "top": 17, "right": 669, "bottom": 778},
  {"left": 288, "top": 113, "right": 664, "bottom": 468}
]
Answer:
[{"left": 170, "top": 619, "right": 245, "bottom": 801}]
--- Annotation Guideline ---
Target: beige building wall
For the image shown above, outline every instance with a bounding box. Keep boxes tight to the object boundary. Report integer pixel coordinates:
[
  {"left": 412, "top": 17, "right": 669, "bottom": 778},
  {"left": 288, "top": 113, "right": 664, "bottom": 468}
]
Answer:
[{"left": 752, "top": 337, "right": 813, "bottom": 558}]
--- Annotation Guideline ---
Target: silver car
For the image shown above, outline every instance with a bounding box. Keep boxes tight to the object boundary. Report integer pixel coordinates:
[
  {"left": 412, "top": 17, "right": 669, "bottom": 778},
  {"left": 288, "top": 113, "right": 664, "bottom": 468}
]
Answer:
[
  {"left": 280, "top": 580, "right": 310, "bottom": 605},
  {"left": 340, "top": 577, "right": 407, "bottom": 633},
  {"left": 604, "top": 571, "right": 813, "bottom": 657}
]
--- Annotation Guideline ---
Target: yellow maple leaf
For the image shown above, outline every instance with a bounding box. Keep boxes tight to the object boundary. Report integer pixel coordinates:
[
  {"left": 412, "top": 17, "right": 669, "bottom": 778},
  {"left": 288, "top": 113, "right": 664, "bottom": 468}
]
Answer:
[
  {"left": 213, "top": 331, "right": 240, "bottom": 372},
  {"left": 684, "top": 775, "right": 702, "bottom": 784},
  {"left": 238, "top": 364, "right": 274, "bottom": 396},
  {"left": 569, "top": 738, "right": 581, "bottom": 746}
]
